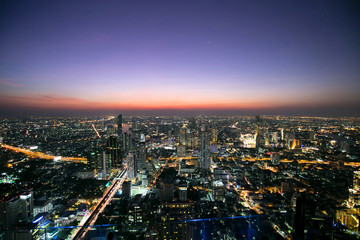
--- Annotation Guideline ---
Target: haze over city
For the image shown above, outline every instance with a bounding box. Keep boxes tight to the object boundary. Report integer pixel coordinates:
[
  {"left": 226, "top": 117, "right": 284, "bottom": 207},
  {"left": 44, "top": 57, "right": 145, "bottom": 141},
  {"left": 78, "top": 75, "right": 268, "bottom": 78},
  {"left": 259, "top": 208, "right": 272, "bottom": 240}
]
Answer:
[{"left": 0, "top": 0, "right": 360, "bottom": 116}]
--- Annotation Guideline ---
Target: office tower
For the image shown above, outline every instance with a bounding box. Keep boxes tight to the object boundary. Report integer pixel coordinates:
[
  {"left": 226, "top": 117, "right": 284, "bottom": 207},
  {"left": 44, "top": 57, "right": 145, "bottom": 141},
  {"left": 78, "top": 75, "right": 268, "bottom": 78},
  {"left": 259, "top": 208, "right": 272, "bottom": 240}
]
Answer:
[
  {"left": 122, "top": 180, "right": 132, "bottom": 198},
  {"left": 294, "top": 195, "right": 306, "bottom": 240},
  {"left": 211, "top": 128, "right": 218, "bottom": 144},
  {"left": 122, "top": 132, "right": 131, "bottom": 156},
  {"left": 178, "top": 183, "right": 188, "bottom": 201},
  {"left": 87, "top": 148, "right": 101, "bottom": 173},
  {"left": 138, "top": 134, "right": 146, "bottom": 170},
  {"left": 106, "top": 135, "right": 121, "bottom": 167},
  {"left": 159, "top": 202, "right": 195, "bottom": 240},
  {"left": 160, "top": 179, "right": 174, "bottom": 202},
  {"left": 127, "top": 152, "right": 137, "bottom": 180},
  {"left": 180, "top": 127, "right": 186, "bottom": 145},
  {"left": 198, "top": 129, "right": 210, "bottom": 170},
  {"left": 256, "top": 133, "right": 265, "bottom": 149},
  {"left": 271, "top": 132, "right": 278, "bottom": 144},
  {"left": 185, "top": 129, "right": 192, "bottom": 148},
  {"left": 213, "top": 181, "right": 225, "bottom": 201},
  {"left": 0, "top": 190, "right": 34, "bottom": 230},
  {"left": 128, "top": 195, "right": 143, "bottom": 224},
  {"left": 101, "top": 151, "right": 111, "bottom": 179},
  {"left": 117, "top": 114, "right": 122, "bottom": 139}
]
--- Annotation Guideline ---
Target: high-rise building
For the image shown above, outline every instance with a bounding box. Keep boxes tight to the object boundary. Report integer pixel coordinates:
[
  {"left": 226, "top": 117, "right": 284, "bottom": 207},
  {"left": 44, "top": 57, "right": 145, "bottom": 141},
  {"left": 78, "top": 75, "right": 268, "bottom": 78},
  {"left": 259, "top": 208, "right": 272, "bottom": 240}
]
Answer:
[
  {"left": 198, "top": 129, "right": 210, "bottom": 170},
  {"left": 128, "top": 194, "right": 143, "bottom": 224},
  {"left": 117, "top": 114, "right": 123, "bottom": 139},
  {"left": 178, "top": 183, "right": 188, "bottom": 201},
  {"left": 101, "top": 151, "right": 111, "bottom": 179},
  {"left": 159, "top": 202, "right": 195, "bottom": 240},
  {"left": 122, "top": 180, "right": 132, "bottom": 199},
  {"left": 160, "top": 179, "right": 174, "bottom": 202},
  {"left": 138, "top": 134, "right": 146, "bottom": 170},
  {"left": 106, "top": 135, "right": 121, "bottom": 167},
  {"left": 0, "top": 190, "right": 33, "bottom": 230},
  {"left": 211, "top": 128, "right": 218, "bottom": 144},
  {"left": 256, "top": 133, "right": 265, "bottom": 149},
  {"left": 213, "top": 181, "right": 225, "bottom": 201},
  {"left": 127, "top": 152, "right": 137, "bottom": 180},
  {"left": 180, "top": 127, "right": 186, "bottom": 146}
]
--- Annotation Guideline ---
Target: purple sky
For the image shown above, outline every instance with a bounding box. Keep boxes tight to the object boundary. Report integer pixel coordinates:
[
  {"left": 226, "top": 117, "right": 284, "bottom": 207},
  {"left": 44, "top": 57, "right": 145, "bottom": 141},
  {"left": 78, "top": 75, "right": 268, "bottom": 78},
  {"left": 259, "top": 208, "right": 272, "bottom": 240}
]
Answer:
[{"left": 0, "top": 0, "right": 359, "bottom": 116}]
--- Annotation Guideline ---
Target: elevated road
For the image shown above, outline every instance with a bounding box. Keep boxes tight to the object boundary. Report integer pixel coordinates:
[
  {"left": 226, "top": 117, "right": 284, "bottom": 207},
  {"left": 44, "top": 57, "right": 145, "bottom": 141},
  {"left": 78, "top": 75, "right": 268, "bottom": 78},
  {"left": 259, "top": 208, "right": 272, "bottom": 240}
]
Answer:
[
  {"left": 72, "top": 169, "right": 127, "bottom": 239},
  {"left": 0, "top": 143, "right": 87, "bottom": 163}
]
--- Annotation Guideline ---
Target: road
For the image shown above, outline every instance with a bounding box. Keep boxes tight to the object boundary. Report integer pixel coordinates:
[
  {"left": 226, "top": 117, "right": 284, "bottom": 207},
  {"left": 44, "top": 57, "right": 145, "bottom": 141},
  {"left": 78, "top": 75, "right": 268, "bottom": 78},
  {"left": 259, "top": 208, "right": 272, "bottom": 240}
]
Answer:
[
  {"left": 71, "top": 169, "right": 127, "bottom": 240},
  {"left": 0, "top": 143, "right": 87, "bottom": 163}
]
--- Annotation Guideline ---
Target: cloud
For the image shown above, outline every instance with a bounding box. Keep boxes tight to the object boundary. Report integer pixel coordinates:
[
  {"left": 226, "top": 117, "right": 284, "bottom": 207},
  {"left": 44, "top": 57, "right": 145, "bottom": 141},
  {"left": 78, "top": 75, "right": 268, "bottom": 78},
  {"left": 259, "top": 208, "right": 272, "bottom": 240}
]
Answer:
[
  {"left": 0, "top": 94, "right": 87, "bottom": 109},
  {"left": 0, "top": 79, "right": 24, "bottom": 88}
]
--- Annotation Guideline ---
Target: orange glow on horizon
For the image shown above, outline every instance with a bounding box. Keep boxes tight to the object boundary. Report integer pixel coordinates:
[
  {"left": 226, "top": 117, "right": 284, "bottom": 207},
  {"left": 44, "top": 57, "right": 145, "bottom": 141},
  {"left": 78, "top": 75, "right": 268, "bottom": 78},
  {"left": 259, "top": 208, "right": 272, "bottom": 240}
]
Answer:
[{"left": 1, "top": 93, "right": 359, "bottom": 113}]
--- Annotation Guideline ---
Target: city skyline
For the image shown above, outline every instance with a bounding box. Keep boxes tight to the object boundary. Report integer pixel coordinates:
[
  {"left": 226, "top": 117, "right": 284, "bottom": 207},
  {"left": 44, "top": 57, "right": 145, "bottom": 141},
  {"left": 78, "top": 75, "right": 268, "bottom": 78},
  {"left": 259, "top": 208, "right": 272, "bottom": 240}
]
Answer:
[{"left": 1, "top": 0, "right": 360, "bottom": 117}]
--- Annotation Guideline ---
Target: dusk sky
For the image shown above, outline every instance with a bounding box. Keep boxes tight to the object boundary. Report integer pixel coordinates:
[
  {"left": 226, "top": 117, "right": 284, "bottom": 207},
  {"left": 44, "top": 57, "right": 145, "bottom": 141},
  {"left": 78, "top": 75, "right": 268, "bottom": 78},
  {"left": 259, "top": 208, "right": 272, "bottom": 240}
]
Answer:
[{"left": 0, "top": 0, "right": 359, "bottom": 116}]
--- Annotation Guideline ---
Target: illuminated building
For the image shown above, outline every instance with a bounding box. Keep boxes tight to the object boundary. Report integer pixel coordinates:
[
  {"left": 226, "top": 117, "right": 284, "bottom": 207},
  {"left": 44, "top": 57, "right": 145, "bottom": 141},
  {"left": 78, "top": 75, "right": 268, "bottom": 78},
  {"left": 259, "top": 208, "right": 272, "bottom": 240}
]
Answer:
[
  {"left": 138, "top": 134, "right": 146, "bottom": 170},
  {"left": 240, "top": 133, "right": 256, "bottom": 148},
  {"left": 198, "top": 129, "right": 210, "bottom": 170},
  {"left": 213, "top": 181, "right": 225, "bottom": 201},
  {"left": 159, "top": 202, "right": 195, "bottom": 240},
  {"left": 128, "top": 194, "right": 143, "bottom": 224},
  {"left": 178, "top": 184, "right": 188, "bottom": 201},
  {"left": 211, "top": 128, "right": 218, "bottom": 144},
  {"left": 122, "top": 132, "right": 131, "bottom": 156},
  {"left": 180, "top": 127, "right": 186, "bottom": 146},
  {"left": 100, "top": 151, "right": 112, "bottom": 179},
  {"left": 185, "top": 129, "right": 193, "bottom": 149},
  {"left": 127, "top": 152, "right": 137, "bottom": 180},
  {"left": 0, "top": 190, "right": 34, "bottom": 230},
  {"left": 271, "top": 132, "right": 278, "bottom": 144},
  {"left": 106, "top": 135, "right": 121, "bottom": 167},
  {"left": 88, "top": 148, "right": 102, "bottom": 175},
  {"left": 117, "top": 114, "right": 123, "bottom": 140},
  {"left": 33, "top": 199, "right": 53, "bottom": 216}
]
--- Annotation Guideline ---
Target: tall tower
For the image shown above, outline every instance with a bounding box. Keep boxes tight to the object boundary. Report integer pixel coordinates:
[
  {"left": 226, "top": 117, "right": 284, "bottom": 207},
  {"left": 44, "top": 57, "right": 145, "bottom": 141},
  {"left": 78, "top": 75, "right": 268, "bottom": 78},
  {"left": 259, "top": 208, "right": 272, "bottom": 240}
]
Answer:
[
  {"left": 106, "top": 135, "right": 121, "bottom": 167},
  {"left": 198, "top": 128, "right": 210, "bottom": 170},
  {"left": 127, "top": 152, "right": 137, "bottom": 180},
  {"left": 138, "top": 134, "right": 146, "bottom": 170},
  {"left": 117, "top": 114, "right": 122, "bottom": 135}
]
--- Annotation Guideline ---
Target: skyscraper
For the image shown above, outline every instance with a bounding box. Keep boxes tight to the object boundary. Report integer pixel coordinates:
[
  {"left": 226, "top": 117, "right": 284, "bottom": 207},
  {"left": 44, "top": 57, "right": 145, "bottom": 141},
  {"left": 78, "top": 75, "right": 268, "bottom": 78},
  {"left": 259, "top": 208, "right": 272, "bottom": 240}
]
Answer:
[
  {"left": 106, "top": 135, "right": 121, "bottom": 167},
  {"left": 122, "top": 180, "right": 132, "bottom": 199},
  {"left": 138, "top": 134, "right": 146, "bottom": 170},
  {"left": 0, "top": 190, "right": 33, "bottom": 230},
  {"left": 117, "top": 114, "right": 122, "bottom": 139},
  {"left": 127, "top": 152, "right": 137, "bottom": 180},
  {"left": 198, "top": 128, "right": 210, "bottom": 170}
]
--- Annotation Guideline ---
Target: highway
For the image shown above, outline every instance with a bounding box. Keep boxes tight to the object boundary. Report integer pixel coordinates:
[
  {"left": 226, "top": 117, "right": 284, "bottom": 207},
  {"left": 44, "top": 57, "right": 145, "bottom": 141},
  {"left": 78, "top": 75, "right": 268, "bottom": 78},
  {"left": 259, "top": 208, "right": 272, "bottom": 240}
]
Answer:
[
  {"left": 0, "top": 143, "right": 87, "bottom": 163},
  {"left": 71, "top": 169, "right": 127, "bottom": 240}
]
